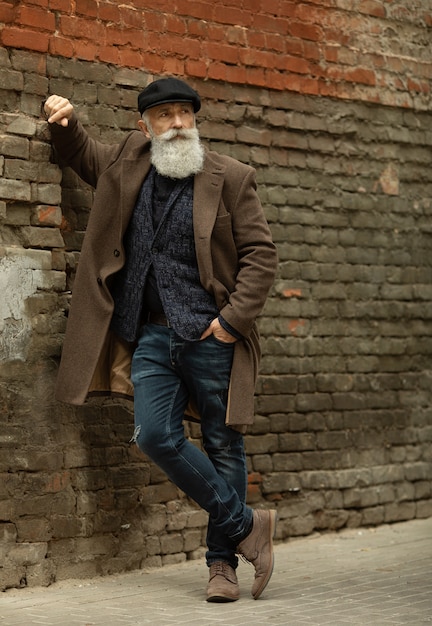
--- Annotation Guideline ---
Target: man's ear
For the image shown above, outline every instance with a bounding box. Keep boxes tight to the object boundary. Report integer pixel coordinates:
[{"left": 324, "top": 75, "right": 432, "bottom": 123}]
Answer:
[{"left": 138, "top": 119, "right": 151, "bottom": 139}]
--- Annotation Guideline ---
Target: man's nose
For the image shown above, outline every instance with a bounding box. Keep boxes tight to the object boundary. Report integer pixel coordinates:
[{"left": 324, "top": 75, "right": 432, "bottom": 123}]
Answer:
[{"left": 172, "top": 114, "right": 183, "bottom": 128}]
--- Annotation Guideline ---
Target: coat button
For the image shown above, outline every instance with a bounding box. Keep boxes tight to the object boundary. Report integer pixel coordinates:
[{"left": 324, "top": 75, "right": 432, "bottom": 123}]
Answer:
[
  {"left": 97, "top": 277, "right": 102, "bottom": 285},
  {"left": 114, "top": 249, "right": 120, "bottom": 257}
]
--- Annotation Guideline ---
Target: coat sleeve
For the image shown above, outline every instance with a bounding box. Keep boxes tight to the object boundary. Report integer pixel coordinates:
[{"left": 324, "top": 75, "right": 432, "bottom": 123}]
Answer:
[
  {"left": 218, "top": 166, "right": 278, "bottom": 338},
  {"left": 48, "top": 113, "right": 125, "bottom": 188}
]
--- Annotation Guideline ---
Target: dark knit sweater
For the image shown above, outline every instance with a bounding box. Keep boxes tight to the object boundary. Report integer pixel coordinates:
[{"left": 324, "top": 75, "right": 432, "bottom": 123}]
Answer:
[{"left": 110, "top": 167, "right": 219, "bottom": 342}]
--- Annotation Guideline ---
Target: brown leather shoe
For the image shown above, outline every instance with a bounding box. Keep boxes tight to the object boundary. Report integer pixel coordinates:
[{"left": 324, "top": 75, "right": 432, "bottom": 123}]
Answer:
[
  {"left": 237, "top": 509, "right": 277, "bottom": 599},
  {"left": 206, "top": 561, "right": 240, "bottom": 602}
]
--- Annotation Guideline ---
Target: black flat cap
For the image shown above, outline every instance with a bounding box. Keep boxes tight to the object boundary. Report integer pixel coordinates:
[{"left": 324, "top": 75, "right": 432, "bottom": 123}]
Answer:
[{"left": 138, "top": 78, "right": 201, "bottom": 115}]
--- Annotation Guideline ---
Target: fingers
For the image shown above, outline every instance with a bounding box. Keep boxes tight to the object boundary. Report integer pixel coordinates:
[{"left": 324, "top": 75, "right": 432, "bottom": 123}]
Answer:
[
  {"left": 212, "top": 325, "right": 237, "bottom": 343},
  {"left": 43, "top": 95, "right": 74, "bottom": 127},
  {"left": 200, "top": 325, "right": 212, "bottom": 340},
  {"left": 200, "top": 318, "right": 237, "bottom": 343}
]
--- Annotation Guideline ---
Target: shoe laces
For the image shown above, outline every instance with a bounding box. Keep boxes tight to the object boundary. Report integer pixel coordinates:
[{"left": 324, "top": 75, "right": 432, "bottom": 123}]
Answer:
[
  {"left": 210, "top": 561, "right": 229, "bottom": 574},
  {"left": 209, "top": 561, "right": 236, "bottom": 582}
]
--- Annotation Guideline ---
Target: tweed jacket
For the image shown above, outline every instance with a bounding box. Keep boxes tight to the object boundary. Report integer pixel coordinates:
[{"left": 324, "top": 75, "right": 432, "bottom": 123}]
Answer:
[{"left": 50, "top": 113, "right": 277, "bottom": 430}]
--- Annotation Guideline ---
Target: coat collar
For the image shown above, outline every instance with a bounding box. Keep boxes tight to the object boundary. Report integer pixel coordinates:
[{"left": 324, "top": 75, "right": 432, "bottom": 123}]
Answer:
[
  {"left": 120, "top": 149, "right": 152, "bottom": 234},
  {"left": 193, "top": 150, "right": 226, "bottom": 235},
  {"left": 193, "top": 153, "right": 227, "bottom": 288},
  {"left": 119, "top": 146, "right": 225, "bottom": 238}
]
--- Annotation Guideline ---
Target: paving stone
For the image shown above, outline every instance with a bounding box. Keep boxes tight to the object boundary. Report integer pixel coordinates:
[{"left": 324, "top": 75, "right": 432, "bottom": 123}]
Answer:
[{"left": 0, "top": 518, "right": 431, "bottom": 625}]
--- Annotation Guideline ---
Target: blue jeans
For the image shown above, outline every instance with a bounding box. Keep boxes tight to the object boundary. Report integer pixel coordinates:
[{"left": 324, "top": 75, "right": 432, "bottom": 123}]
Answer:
[{"left": 130, "top": 323, "right": 253, "bottom": 568}]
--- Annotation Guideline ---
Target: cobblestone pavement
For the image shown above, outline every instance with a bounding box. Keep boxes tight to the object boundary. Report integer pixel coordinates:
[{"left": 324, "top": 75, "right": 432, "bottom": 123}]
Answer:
[{"left": 1, "top": 518, "right": 431, "bottom": 626}]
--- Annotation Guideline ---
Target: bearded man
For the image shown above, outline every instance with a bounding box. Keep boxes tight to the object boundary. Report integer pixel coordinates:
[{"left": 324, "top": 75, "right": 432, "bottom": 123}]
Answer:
[{"left": 44, "top": 78, "right": 278, "bottom": 603}]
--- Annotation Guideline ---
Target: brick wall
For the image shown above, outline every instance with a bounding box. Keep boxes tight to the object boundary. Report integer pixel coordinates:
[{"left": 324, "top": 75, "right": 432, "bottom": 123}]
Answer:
[
  {"left": 1, "top": 1, "right": 432, "bottom": 590},
  {"left": 1, "top": 0, "right": 431, "bottom": 107}
]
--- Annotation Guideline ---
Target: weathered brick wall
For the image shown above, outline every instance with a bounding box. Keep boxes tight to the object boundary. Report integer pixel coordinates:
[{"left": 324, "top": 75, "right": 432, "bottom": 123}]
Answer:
[
  {"left": 1, "top": 1, "right": 432, "bottom": 590},
  {"left": 1, "top": 0, "right": 431, "bottom": 108}
]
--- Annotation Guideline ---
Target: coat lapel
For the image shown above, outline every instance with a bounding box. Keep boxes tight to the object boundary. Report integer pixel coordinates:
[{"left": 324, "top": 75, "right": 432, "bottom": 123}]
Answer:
[
  {"left": 119, "top": 152, "right": 152, "bottom": 236},
  {"left": 117, "top": 150, "right": 226, "bottom": 289},
  {"left": 193, "top": 154, "right": 226, "bottom": 288}
]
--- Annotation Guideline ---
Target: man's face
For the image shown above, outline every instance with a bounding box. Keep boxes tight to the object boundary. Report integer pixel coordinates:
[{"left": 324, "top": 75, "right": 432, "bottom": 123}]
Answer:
[
  {"left": 137, "top": 100, "right": 204, "bottom": 178},
  {"left": 138, "top": 102, "right": 195, "bottom": 138}
]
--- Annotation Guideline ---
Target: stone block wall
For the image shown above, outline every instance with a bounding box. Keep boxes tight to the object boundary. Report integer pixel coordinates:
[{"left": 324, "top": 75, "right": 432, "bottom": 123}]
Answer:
[{"left": 0, "top": 1, "right": 431, "bottom": 590}]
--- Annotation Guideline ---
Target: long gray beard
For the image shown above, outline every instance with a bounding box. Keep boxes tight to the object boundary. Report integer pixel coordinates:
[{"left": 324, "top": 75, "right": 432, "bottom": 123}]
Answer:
[{"left": 150, "top": 128, "right": 205, "bottom": 179}]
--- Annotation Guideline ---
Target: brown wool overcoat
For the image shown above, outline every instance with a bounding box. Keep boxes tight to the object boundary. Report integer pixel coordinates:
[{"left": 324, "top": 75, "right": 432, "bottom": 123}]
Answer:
[{"left": 51, "top": 113, "right": 277, "bottom": 431}]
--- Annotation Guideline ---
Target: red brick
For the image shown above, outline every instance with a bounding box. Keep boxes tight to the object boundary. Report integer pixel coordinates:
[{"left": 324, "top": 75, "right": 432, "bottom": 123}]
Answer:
[
  {"left": 226, "top": 25, "right": 248, "bottom": 46},
  {"left": 165, "top": 14, "right": 187, "bottom": 34},
  {"left": 98, "top": 2, "right": 120, "bottom": 22},
  {"left": 185, "top": 58, "right": 207, "bottom": 78},
  {"left": 144, "top": 31, "right": 162, "bottom": 52},
  {"left": 214, "top": 5, "right": 252, "bottom": 27},
  {"left": 358, "top": 0, "right": 386, "bottom": 18},
  {"left": 98, "top": 45, "right": 120, "bottom": 65},
  {"left": 248, "top": 472, "right": 263, "bottom": 484},
  {"left": 265, "top": 32, "right": 286, "bottom": 53},
  {"left": 105, "top": 26, "right": 144, "bottom": 48},
  {"left": 294, "top": 3, "right": 327, "bottom": 24},
  {"left": 283, "top": 37, "right": 304, "bottom": 58},
  {"left": 141, "top": 51, "right": 164, "bottom": 73},
  {"left": 245, "top": 0, "right": 260, "bottom": 11},
  {"left": 206, "top": 23, "right": 225, "bottom": 42},
  {"left": 74, "top": 40, "right": 98, "bottom": 61},
  {"left": 407, "top": 78, "right": 430, "bottom": 95},
  {"left": 119, "top": 5, "right": 143, "bottom": 28},
  {"left": 225, "top": 64, "right": 247, "bottom": 85},
  {"left": 324, "top": 44, "right": 339, "bottom": 63},
  {"left": 143, "top": 10, "right": 166, "bottom": 32},
  {"left": 245, "top": 66, "right": 267, "bottom": 87},
  {"left": 49, "top": 34, "right": 74, "bottom": 57},
  {"left": 76, "top": 0, "right": 98, "bottom": 18},
  {"left": 20, "top": 0, "right": 48, "bottom": 7},
  {"left": 184, "top": 37, "right": 204, "bottom": 58},
  {"left": 48, "top": 0, "right": 71, "bottom": 11},
  {"left": 118, "top": 48, "right": 144, "bottom": 69},
  {"left": 2, "top": 26, "right": 49, "bottom": 52},
  {"left": 284, "top": 55, "right": 310, "bottom": 75},
  {"left": 302, "top": 39, "right": 321, "bottom": 62},
  {"left": 247, "top": 30, "right": 266, "bottom": 49},
  {"left": 344, "top": 67, "right": 376, "bottom": 86},
  {"left": 60, "top": 15, "right": 106, "bottom": 41},
  {"left": 247, "top": 483, "right": 262, "bottom": 499},
  {"left": 204, "top": 41, "right": 239, "bottom": 65},
  {"left": 207, "top": 61, "right": 228, "bottom": 81},
  {"left": 253, "top": 13, "right": 289, "bottom": 35},
  {"left": 289, "top": 20, "right": 322, "bottom": 42},
  {"left": 262, "top": 0, "right": 280, "bottom": 15},
  {"left": 162, "top": 56, "right": 185, "bottom": 75},
  {"left": 17, "top": 5, "right": 55, "bottom": 31},
  {"left": 176, "top": 0, "right": 213, "bottom": 21},
  {"left": 300, "top": 76, "right": 319, "bottom": 96},
  {"left": 323, "top": 26, "right": 351, "bottom": 47},
  {"left": 266, "top": 70, "right": 287, "bottom": 91},
  {"left": 327, "top": 65, "right": 344, "bottom": 82},
  {"left": 283, "top": 72, "right": 305, "bottom": 94},
  {"left": 166, "top": 36, "right": 202, "bottom": 59},
  {"left": 224, "top": 0, "right": 255, "bottom": 8},
  {"left": 135, "top": 0, "right": 176, "bottom": 11},
  {"left": 187, "top": 19, "right": 209, "bottom": 38},
  {"left": 280, "top": 0, "right": 297, "bottom": 18},
  {"left": 239, "top": 47, "right": 277, "bottom": 70},
  {"left": 0, "top": 1, "right": 16, "bottom": 24}
]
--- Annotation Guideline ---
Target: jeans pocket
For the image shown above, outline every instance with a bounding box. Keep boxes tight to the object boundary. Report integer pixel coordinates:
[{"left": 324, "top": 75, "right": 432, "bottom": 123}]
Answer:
[{"left": 208, "top": 334, "right": 237, "bottom": 348}]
